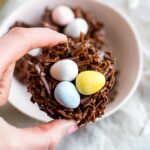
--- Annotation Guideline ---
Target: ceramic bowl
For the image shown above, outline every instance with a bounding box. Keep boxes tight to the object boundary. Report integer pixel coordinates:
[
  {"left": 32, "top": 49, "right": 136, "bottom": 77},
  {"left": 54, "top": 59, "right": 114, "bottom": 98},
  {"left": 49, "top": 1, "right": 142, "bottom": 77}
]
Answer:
[{"left": 0, "top": 0, "right": 143, "bottom": 122}]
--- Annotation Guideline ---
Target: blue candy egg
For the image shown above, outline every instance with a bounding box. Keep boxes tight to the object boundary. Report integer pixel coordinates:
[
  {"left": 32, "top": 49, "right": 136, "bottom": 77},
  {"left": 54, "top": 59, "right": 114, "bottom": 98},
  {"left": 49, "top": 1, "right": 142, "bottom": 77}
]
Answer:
[
  {"left": 54, "top": 81, "right": 80, "bottom": 109},
  {"left": 64, "top": 18, "right": 89, "bottom": 38}
]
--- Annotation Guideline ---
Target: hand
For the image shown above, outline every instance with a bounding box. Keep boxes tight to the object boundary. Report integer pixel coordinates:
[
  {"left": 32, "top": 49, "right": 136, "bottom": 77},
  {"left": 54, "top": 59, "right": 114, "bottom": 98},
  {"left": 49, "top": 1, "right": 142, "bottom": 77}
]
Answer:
[{"left": 0, "top": 27, "right": 78, "bottom": 150}]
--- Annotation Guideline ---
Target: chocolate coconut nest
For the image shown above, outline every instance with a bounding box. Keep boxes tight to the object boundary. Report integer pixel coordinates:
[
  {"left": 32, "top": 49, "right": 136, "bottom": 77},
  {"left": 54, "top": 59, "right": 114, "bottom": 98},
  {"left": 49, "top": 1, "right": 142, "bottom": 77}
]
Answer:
[{"left": 12, "top": 7, "right": 117, "bottom": 127}]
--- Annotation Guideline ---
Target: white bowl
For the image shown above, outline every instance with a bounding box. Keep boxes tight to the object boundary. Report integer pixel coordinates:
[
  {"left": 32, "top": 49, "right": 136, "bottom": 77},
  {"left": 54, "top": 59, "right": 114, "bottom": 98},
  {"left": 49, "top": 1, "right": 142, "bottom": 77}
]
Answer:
[{"left": 0, "top": 0, "right": 143, "bottom": 122}]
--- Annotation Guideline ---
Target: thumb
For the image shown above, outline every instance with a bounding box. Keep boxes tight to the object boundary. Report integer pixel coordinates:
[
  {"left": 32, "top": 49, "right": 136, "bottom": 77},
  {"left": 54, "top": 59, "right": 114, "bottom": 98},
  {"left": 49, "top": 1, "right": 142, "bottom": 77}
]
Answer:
[{"left": 18, "top": 119, "right": 78, "bottom": 150}]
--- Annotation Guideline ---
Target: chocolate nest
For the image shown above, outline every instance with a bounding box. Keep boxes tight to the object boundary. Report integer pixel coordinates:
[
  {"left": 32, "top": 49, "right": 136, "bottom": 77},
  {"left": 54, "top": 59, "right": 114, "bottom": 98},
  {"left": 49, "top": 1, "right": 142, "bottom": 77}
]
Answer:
[
  {"left": 12, "top": 7, "right": 117, "bottom": 127},
  {"left": 24, "top": 34, "right": 116, "bottom": 127}
]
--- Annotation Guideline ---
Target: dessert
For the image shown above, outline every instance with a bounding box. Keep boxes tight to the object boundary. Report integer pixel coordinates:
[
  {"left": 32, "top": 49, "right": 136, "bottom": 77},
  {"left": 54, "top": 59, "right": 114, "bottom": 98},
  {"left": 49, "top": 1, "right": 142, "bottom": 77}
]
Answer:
[{"left": 12, "top": 6, "right": 117, "bottom": 127}]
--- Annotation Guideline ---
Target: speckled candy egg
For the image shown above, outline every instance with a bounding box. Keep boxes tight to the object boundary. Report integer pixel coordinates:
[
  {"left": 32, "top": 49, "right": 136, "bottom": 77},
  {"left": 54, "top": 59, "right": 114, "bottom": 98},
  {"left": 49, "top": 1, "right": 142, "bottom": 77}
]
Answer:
[
  {"left": 54, "top": 81, "right": 80, "bottom": 109},
  {"left": 28, "top": 48, "right": 41, "bottom": 56},
  {"left": 76, "top": 71, "right": 106, "bottom": 95},
  {"left": 50, "top": 59, "right": 78, "bottom": 81},
  {"left": 52, "top": 5, "right": 75, "bottom": 26},
  {"left": 64, "top": 18, "right": 89, "bottom": 38}
]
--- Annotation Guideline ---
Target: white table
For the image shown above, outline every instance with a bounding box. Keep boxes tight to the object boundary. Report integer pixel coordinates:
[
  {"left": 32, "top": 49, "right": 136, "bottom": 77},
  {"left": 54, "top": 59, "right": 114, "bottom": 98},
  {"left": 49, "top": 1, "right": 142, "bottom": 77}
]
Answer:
[{"left": 0, "top": 0, "right": 150, "bottom": 150}]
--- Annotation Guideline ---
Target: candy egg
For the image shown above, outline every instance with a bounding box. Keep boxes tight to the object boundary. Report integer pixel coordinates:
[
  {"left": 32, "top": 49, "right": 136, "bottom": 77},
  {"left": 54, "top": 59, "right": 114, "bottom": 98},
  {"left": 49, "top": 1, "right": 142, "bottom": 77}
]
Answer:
[
  {"left": 28, "top": 48, "right": 41, "bottom": 56},
  {"left": 76, "top": 71, "right": 106, "bottom": 95},
  {"left": 54, "top": 81, "right": 80, "bottom": 109},
  {"left": 52, "top": 5, "right": 75, "bottom": 26},
  {"left": 50, "top": 59, "right": 78, "bottom": 81},
  {"left": 64, "top": 18, "right": 89, "bottom": 38}
]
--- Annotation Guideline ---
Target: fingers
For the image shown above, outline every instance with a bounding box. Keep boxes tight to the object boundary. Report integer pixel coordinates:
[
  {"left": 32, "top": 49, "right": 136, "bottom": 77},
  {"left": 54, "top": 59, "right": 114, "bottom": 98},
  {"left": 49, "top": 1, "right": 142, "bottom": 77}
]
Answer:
[
  {"left": 0, "top": 117, "right": 20, "bottom": 149},
  {"left": 0, "top": 63, "right": 15, "bottom": 106},
  {"left": 0, "top": 117, "right": 78, "bottom": 149},
  {"left": 18, "top": 120, "right": 78, "bottom": 150},
  {"left": 0, "top": 27, "right": 67, "bottom": 78}
]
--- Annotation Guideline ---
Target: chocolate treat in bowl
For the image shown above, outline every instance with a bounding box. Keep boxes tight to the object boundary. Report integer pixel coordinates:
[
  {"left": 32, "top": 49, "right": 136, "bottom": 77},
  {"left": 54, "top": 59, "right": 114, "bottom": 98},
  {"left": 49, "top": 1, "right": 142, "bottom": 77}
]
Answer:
[{"left": 12, "top": 6, "right": 117, "bottom": 127}]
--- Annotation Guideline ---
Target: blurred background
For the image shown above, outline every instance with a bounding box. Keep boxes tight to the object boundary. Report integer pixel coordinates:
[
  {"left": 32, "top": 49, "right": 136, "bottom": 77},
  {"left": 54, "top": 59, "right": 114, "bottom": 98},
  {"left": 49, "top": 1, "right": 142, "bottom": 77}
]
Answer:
[{"left": 0, "top": 0, "right": 150, "bottom": 150}]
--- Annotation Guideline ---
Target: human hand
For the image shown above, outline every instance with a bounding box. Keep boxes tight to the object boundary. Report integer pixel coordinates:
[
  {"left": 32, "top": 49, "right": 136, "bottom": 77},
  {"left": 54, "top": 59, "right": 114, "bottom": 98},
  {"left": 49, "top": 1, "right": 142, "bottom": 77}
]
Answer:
[{"left": 0, "top": 27, "right": 78, "bottom": 150}]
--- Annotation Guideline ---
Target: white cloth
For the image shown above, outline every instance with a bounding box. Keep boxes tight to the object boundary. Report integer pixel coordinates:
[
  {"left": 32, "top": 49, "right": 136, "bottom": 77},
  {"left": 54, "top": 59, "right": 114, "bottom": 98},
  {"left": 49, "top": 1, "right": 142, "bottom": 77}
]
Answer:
[{"left": 0, "top": 0, "right": 150, "bottom": 150}]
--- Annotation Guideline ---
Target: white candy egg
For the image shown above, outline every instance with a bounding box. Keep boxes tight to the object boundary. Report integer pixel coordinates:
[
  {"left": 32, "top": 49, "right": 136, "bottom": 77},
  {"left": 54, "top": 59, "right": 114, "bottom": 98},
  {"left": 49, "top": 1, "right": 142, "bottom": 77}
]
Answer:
[
  {"left": 64, "top": 18, "right": 89, "bottom": 38},
  {"left": 50, "top": 59, "right": 78, "bottom": 81},
  {"left": 28, "top": 48, "right": 41, "bottom": 56},
  {"left": 54, "top": 81, "right": 80, "bottom": 109},
  {"left": 52, "top": 5, "right": 75, "bottom": 26}
]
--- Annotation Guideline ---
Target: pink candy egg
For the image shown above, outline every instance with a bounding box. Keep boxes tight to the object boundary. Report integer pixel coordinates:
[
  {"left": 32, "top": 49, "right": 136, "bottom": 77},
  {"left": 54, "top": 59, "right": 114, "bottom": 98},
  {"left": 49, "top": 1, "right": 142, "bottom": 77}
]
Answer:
[{"left": 52, "top": 5, "right": 75, "bottom": 26}]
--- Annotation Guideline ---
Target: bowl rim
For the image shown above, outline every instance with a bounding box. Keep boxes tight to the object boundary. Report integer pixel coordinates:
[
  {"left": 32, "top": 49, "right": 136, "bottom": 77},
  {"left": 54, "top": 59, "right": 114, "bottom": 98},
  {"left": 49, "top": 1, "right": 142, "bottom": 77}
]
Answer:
[
  {"left": 97, "top": 0, "right": 143, "bottom": 119},
  {"left": 0, "top": 0, "right": 143, "bottom": 121}
]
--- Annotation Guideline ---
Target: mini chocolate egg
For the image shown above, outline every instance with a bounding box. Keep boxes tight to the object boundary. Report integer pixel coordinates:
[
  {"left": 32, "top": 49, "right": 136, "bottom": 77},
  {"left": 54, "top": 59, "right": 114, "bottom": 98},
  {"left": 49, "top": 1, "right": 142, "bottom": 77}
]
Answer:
[
  {"left": 52, "top": 5, "right": 75, "bottom": 26},
  {"left": 76, "top": 71, "right": 106, "bottom": 95},
  {"left": 64, "top": 18, "right": 88, "bottom": 38},
  {"left": 50, "top": 59, "right": 78, "bottom": 81},
  {"left": 54, "top": 81, "right": 80, "bottom": 109},
  {"left": 28, "top": 48, "right": 41, "bottom": 56}
]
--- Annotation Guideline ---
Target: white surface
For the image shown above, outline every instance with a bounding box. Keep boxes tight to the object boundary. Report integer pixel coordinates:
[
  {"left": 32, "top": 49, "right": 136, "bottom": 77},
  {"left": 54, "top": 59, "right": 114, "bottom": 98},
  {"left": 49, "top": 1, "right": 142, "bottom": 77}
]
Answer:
[
  {"left": 0, "top": 0, "right": 150, "bottom": 150},
  {"left": 0, "top": 0, "right": 142, "bottom": 122}
]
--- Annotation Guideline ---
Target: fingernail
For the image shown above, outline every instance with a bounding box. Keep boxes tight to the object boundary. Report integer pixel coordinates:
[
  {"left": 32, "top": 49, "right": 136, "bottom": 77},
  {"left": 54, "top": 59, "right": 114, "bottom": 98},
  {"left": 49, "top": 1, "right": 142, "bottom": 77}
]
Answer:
[
  {"left": 59, "top": 34, "right": 68, "bottom": 42},
  {"left": 67, "top": 124, "right": 78, "bottom": 135}
]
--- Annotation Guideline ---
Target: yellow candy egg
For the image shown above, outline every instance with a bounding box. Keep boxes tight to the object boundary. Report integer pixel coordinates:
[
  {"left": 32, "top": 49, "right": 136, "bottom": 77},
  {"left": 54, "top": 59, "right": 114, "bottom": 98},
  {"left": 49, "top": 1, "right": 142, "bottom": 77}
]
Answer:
[{"left": 76, "top": 71, "right": 106, "bottom": 95}]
